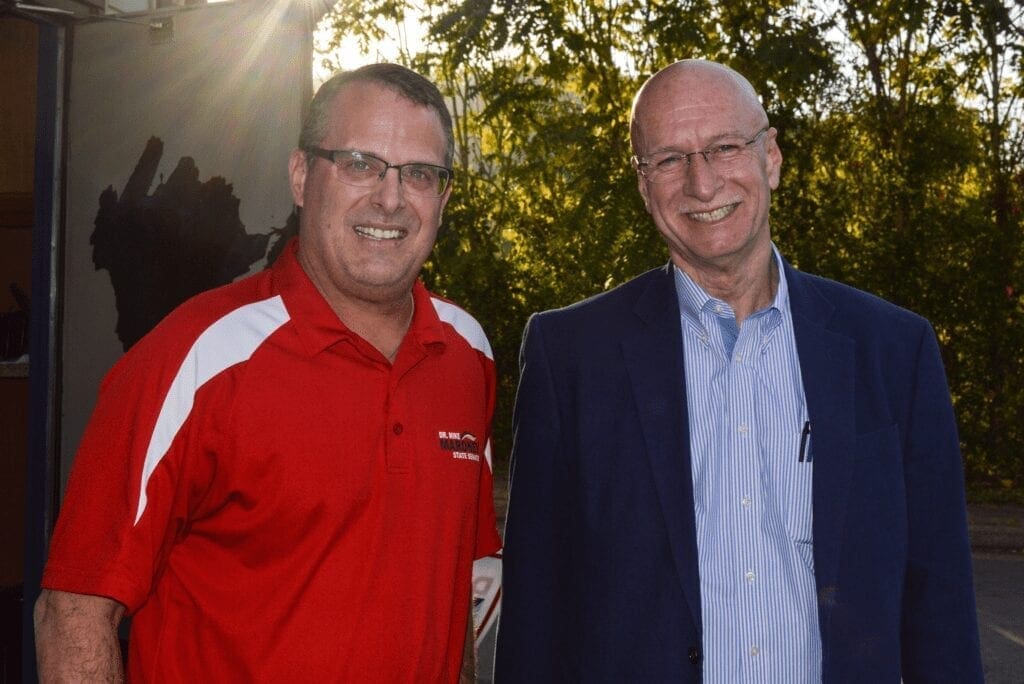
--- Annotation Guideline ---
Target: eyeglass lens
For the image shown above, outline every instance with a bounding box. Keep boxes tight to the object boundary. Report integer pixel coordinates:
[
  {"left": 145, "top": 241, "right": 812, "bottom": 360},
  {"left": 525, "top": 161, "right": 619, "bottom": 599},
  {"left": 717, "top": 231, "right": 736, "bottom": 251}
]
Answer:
[
  {"left": 636, "top": 128, "right": 768, "bottom": 183},
  {"left": 331, "top": 150, "right": 450, "bottom": 197}
]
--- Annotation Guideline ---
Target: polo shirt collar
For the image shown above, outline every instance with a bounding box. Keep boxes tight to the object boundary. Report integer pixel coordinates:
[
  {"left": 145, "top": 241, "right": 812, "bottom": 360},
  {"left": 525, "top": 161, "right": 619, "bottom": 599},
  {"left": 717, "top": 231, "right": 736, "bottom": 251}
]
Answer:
[
  {"left": 406, "top": 281, "right": 448, "bottom": 353},
  {"left": 271, "top": 237, "right": 447, "bottom": 357}
]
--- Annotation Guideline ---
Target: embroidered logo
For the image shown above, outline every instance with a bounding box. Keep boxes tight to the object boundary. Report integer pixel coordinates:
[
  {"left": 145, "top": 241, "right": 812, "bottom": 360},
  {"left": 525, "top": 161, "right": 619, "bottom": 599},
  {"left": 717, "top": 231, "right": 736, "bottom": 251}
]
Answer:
[{"left": 438, "top": 431, "right": 481, "bottom": 462}]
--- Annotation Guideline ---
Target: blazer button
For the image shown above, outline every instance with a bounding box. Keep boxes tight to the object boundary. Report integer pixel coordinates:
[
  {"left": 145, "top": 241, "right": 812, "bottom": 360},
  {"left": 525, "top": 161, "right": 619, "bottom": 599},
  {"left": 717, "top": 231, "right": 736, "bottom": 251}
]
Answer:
[{"left": 688, "top": 646, "right": 701, "bottom": 665}]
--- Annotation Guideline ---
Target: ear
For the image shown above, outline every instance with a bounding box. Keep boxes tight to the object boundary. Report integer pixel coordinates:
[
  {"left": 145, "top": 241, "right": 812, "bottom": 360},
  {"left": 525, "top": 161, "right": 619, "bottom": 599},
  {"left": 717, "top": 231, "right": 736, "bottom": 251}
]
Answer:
[
  {"left": 764, "top": 128, "right": 783, "bottom": 190},
  {"left": 438, "top": 183, "right": 452, "bottom": 215},
  {"left": 637, "top": 172, "right": 652, "bottom": 213},
  {"left": 288, "top": 149, "right": 308, "bottom": 207}
]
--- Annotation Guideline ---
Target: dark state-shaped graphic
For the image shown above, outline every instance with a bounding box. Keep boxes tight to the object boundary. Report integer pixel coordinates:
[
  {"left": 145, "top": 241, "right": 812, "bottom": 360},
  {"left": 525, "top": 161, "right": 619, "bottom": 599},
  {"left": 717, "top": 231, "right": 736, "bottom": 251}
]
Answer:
[{"left": 91, "top": 136, "right": 296, "bottom": 350}]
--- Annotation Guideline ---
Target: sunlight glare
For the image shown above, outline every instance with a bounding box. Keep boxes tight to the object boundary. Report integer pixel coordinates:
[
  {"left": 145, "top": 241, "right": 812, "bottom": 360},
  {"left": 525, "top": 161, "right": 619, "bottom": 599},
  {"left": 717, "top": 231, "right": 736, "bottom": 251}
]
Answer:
[{"left": 313, "top": 4, "right": 427, "bottom": 87}]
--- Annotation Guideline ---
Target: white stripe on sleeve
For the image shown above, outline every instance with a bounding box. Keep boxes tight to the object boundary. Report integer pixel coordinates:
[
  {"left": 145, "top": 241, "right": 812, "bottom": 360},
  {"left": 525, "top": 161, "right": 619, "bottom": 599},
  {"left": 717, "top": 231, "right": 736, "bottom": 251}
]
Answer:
[
  {"left": 431, "top": 298, "right": 494, "bottom": 360},
  {"left": 134, "top": 296, "right": 290, "bottom": 524}
]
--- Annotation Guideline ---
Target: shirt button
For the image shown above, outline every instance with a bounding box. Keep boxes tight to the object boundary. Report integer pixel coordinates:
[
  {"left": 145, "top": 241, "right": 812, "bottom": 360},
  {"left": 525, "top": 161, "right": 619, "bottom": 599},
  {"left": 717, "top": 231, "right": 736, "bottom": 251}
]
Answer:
[
  {"left": 392, "top": 423, "right": 403, "bottom": 435},
  {"left": 750, "top": 645, "right": 760, "bottom": 657},
  {"left": 734, "top": 352, "right": 743, "bottom": 363},
  {"left": 741, "top": 496, "right": 752, "bottom": 508},
  {"left": 738, "top": 422, "right": 749, "bottom": 434},
  {"left": 745, "top": 570, "right": 756, "bottom": 583}
]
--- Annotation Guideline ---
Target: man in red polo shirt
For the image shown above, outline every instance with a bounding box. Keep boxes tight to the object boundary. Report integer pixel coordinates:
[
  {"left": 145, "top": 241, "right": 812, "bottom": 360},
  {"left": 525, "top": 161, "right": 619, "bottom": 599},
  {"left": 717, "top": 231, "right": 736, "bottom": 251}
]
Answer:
[{"left": 34, "top": 63, "right": 501, "bottom": 682}]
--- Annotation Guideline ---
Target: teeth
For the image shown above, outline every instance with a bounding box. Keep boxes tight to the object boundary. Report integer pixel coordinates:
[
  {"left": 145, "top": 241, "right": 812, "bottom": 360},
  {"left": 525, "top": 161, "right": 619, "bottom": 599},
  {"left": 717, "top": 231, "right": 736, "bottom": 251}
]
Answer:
[
  {"left": 689, "top": 205, "right": 735, "bottom": 223},
  {"left": 355, "top": 225, "right": 403, "bottom": 240}
]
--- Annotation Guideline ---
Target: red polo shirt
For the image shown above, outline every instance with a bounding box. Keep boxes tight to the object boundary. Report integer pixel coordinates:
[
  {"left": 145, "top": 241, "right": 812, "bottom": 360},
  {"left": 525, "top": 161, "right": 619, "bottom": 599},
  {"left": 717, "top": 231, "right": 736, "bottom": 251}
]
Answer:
[{"left": 43, "top": 239, "right": 502, "bottom": 681}]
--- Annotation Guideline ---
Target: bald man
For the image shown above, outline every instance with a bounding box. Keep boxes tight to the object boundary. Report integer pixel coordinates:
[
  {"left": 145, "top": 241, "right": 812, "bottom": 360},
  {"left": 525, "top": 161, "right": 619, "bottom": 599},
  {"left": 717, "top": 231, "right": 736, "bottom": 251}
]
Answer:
[{"left": 494, "top": 60, "right": 982, "bottom": 683}]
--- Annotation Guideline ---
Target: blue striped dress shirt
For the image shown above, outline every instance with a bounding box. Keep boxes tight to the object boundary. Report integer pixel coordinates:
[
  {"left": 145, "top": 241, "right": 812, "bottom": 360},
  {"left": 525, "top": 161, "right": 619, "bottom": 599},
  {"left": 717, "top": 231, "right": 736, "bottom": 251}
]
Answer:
[{"left": 673, "top": 247, "right": 821, "bottom": 682}]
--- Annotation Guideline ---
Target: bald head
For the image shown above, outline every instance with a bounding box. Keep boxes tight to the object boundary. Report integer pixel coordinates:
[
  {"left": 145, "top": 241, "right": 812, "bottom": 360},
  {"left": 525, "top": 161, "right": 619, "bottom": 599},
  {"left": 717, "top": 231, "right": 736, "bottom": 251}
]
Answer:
[
  {"left": 630, "top": 60, "right": 768, "bottom": 156},
  {"left": 626, "top": 58, "right": 782, "bottom": 292}
]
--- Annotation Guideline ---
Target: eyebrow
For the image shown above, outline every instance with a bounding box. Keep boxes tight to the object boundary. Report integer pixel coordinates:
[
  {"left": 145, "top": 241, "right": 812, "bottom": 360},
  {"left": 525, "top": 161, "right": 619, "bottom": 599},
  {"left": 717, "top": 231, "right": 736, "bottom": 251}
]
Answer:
[
  {"left": 647, "top": 128, "right": 763, "bottom": 155},
  {"left": 340, "top": 149, "right": 447, "bottom": 167},
  {"left": 647, "top": 139, "right": 731, "bottom": 156}
]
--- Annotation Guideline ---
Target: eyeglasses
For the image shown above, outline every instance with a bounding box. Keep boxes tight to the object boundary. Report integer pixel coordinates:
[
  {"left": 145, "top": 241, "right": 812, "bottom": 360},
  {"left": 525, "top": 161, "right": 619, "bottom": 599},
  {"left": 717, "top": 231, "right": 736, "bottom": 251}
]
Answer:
[
  {"left": 307, "top": 147, "right": 454, "bottom": 198},
  {"left": 632, "top": 127, "right": 770, "bottom": 183}
]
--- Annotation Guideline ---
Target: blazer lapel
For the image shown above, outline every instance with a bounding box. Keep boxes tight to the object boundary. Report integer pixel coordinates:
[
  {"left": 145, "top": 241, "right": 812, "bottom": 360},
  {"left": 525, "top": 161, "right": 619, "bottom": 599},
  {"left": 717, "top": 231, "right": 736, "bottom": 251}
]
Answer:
[
  {"left": 785, "top": 263, "right": 856, "bottom": 596},
  {"left": 620, "top": 265, "right": 702, "bottom": 632}
]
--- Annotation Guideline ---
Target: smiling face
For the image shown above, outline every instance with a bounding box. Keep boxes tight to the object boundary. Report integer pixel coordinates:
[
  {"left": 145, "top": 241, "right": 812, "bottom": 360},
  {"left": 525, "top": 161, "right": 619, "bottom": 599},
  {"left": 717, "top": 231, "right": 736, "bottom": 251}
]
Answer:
[
  {"left": 288, "top": 80, "right": 450, "bottom": 312},
  {"left": 631, "top": 62, "right": 782, "bottom": 280}
]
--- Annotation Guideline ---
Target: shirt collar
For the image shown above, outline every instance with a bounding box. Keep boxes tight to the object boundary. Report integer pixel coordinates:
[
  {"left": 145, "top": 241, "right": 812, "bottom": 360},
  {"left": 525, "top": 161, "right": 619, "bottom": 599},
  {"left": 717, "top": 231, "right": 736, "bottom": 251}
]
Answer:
[
  {"left": 406, "top": 280, "right": 448, "bottom": 354},
  {"left": 271, "top": 237, "right": 447, "bottom": 357},
  {"left": 672, "top": 243, "right": 790, "bottom": 329},
  {"left": 769, "top": 245, "right": 790, "bottom": 313}
]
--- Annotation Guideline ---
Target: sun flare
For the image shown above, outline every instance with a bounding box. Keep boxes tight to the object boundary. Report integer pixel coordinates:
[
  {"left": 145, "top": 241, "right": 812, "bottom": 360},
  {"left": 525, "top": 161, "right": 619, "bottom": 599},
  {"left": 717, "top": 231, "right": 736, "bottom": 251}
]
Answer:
[{"left": 313, "top": 6, "right": 426, "bottom": 87}]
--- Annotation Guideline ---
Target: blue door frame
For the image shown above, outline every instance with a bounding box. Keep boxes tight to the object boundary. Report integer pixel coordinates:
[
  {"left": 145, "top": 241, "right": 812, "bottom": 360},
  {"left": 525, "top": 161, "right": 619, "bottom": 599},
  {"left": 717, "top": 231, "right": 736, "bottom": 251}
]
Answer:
[{"left": 23, "top": 17, "right": 65, "bottom": 684}]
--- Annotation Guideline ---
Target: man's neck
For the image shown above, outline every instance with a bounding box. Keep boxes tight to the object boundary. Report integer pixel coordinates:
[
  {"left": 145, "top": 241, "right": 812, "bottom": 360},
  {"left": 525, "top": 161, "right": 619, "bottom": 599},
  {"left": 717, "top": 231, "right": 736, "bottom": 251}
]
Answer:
[
  {"left": 316, "top": 287, "right": 415, "bottom": 363},
  {"left": 680, "top": 252, "right": 778, "bottom": 326},
  {"left": 342, "top": 292, "right": 415, "bottom": 363}
]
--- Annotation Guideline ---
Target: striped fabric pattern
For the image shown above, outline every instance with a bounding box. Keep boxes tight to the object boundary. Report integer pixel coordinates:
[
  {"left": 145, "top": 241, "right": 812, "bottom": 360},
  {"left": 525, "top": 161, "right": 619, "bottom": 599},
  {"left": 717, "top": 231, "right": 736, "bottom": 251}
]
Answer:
[{"left": 674, "top": 248, "right": 821, "bottom": 682}]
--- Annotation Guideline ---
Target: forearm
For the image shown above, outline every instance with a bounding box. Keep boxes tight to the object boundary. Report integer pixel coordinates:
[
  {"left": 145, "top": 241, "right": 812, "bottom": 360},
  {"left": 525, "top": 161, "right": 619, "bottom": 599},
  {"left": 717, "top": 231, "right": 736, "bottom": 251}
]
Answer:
[
  {"left": 460, "top": 592, "right": 476, "bottom": 684},
  {"left": 34, "top": 589, "right": 126, "bottom": 683}
]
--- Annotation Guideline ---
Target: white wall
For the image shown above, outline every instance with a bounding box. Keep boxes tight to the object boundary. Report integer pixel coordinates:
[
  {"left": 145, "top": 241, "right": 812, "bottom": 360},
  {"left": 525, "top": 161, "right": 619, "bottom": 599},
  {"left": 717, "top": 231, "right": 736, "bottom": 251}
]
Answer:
[{"left": 61, "top": 0, "right": 317, "bottom": 487}]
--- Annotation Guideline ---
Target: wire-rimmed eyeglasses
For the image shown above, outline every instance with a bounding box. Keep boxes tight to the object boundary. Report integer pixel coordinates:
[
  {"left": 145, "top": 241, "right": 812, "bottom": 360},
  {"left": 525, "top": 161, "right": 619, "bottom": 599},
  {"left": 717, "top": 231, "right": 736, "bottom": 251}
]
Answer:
[
  {"left": 307, "top": 147, "right": 454, "bottom": 198},
  {"left": 632, "top": 127, "right": 770, "bottom": 183}
]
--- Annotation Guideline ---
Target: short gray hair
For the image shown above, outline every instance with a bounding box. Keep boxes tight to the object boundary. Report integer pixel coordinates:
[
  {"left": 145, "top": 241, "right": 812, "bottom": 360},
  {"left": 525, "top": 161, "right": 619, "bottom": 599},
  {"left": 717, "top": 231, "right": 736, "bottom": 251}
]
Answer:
[{"left": 299, "top": 63, "right": 455, "bottom": 167}]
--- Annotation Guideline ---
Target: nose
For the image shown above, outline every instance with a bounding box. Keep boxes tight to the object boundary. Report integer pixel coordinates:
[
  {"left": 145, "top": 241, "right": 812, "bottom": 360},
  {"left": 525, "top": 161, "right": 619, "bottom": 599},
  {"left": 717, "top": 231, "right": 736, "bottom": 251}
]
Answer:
[
  {"left": 369, "top": 166, "right": 406, "bottom": 212},
  {"left": 682, "top": 154, "right": 724, "bottom": 202}
]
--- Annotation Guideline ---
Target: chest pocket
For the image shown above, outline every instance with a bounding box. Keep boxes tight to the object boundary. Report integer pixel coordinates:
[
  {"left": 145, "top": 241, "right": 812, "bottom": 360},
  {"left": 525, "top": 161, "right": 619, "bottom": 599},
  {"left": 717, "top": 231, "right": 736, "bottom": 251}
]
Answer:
[{"left": 760, "top": 425, "right": 814, "bottom": 570}]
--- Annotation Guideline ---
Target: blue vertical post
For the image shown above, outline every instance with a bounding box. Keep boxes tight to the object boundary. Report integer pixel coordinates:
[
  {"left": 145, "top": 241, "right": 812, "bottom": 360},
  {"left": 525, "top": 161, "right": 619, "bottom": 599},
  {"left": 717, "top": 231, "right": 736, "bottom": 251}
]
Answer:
[{"left": 23, "top": 17, "right": 64, "bottom": 684}]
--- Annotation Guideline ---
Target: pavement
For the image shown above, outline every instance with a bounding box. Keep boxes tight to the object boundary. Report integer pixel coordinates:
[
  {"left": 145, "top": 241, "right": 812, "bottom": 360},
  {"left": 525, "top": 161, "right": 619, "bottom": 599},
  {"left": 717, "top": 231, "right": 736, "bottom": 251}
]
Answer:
[{"left": 968, "top": 503, "right": 1024, "bottom": 554}]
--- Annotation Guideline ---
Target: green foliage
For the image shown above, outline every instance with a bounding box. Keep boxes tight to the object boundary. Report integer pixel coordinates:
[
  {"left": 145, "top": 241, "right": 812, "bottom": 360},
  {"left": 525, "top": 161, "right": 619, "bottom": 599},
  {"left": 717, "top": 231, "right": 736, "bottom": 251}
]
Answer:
[{"left": 318, "top": 0, "right": 1024, "bottom": 491}]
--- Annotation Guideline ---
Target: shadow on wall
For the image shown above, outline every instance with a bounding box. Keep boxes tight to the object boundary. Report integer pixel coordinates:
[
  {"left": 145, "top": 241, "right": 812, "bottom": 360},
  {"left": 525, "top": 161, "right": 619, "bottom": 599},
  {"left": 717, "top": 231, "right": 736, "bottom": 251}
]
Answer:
[{"left": 91, "top": 136, "right": 299, "bottom": 351}]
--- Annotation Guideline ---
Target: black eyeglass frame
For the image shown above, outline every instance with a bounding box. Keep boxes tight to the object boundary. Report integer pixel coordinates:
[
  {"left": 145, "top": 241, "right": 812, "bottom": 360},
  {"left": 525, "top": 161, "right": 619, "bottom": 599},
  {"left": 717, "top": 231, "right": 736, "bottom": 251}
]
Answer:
[{"left": 306, "top": 147, "right": 454, "bottom": 197}]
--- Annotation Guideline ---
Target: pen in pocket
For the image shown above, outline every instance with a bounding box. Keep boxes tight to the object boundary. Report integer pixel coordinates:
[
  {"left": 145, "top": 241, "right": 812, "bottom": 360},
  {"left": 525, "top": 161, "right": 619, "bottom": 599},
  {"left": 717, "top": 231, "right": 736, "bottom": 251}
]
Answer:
[{"left": 798, "top": 420, "right": 812, "bottom": 463}]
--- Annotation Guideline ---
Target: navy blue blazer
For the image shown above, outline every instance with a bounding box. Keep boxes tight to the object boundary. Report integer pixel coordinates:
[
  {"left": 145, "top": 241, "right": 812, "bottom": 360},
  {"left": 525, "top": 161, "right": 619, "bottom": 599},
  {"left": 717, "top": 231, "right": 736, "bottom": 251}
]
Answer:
[{"left": 495, "top": 260, "right": 982, "bottom": 682}]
